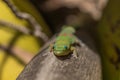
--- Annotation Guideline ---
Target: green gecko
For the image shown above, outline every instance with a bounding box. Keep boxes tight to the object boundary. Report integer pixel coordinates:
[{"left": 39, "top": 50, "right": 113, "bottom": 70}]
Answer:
[{"left": 49, "top": 26, "right": 80, "bottom": 57}]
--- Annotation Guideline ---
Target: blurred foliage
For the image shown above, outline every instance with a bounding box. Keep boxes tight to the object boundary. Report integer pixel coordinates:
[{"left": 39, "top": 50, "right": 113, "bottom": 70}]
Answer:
[
  {"left": 0, "top": 0, "right": 52, "bottom": 80},
  {"left": 96, "top": 0, "right": 120, "bottom": 79},
  {"left": 11, "top": 0, "right": 52, "bottom": 37}
]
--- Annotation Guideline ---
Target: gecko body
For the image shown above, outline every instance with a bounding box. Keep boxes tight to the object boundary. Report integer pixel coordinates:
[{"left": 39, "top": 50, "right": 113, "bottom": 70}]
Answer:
[{"left": 50, "top": 26, "right": 80, "bottom": 57}]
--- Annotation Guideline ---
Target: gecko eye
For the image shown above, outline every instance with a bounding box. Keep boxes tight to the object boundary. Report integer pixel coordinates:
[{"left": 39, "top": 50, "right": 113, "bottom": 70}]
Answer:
[
  {"left": 53, "top": 45, "right": 56, "bottom": 49},
  {"left": 64, "top": 46, "right": 67, "bottom": 49}
]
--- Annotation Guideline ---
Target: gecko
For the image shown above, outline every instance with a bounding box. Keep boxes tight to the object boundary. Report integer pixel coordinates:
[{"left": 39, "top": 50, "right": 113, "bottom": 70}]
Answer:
[{"left": 49, "top": 26, "right": 80, "bottom": 57}]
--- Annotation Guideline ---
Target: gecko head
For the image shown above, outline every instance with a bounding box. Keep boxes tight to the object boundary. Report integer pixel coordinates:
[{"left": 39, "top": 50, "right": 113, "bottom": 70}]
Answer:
[{"left": 53, "top": 45, "right": 70, "bottom": 56}]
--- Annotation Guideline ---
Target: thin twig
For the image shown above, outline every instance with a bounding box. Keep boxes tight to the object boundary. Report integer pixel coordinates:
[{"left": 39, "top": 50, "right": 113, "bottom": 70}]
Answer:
[{"left": 0, "top": 20, "right": 30, "bottom": 34}]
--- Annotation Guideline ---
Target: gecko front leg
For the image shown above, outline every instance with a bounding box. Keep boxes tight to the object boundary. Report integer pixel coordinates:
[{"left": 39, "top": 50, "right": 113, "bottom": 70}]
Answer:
[
  {"left": 71, "top": 46, "right": 78, "bottom": 58},
  {"left": 49, "top": 44, "right": 54, "bottom": 52}
]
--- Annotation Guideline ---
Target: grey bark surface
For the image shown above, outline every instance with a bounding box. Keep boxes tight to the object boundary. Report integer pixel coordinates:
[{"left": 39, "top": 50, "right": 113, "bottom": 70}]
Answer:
[{"left": 17, "top": 33, "right": 102, "bottom": 80}]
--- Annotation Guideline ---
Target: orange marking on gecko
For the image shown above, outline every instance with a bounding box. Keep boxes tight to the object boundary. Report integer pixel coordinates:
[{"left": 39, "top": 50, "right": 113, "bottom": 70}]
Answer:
[{"left": 60, "top": 33, "right": 72, "bottom": 36}]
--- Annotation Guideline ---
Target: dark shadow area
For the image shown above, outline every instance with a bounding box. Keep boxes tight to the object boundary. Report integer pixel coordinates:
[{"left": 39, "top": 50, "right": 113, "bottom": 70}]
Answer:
[{"left": 55, "top": 53, "right": 72, "bottom": 60}]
